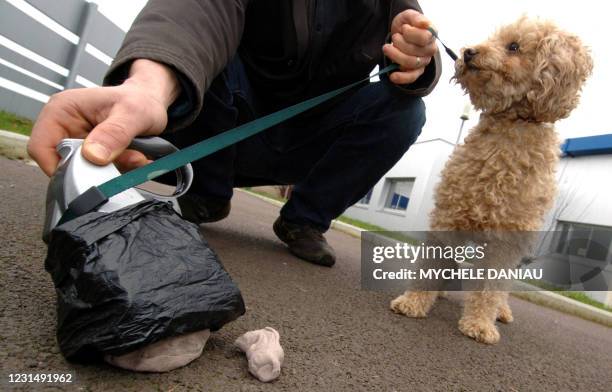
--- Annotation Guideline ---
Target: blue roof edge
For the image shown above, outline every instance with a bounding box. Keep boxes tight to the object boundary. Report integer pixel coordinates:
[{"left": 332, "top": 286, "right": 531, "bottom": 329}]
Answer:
[{"left": 561, "top": 134, "right": 612, "bottom": 157}]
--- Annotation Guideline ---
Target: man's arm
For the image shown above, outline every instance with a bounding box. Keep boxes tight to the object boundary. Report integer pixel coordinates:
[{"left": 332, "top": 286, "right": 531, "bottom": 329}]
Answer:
[
  {"left": 104, "top": 0, "right": 251, "bottom": 131},
  {"left": 29, "top": 0, "right": 251, "bottom": 175},
  {"left": 385, "top": 0, "right": 442, "bottom": 96}
]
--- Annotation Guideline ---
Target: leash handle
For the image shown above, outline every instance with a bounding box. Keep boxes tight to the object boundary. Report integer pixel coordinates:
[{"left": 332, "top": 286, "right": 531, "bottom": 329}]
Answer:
[{"left": 127, "top": 137, "right": 194, "bottom": 199}]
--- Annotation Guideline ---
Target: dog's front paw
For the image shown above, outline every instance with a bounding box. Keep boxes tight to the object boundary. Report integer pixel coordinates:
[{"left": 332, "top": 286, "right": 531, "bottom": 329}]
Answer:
[
  {"left": 458, "top": 318, "right": 500, "bottom": 344},
  {"left": 390, "top": 292, "right": 435, "bottom": 318},
  {"left": 497, "top": 303, "right": 514, "bottom": 324}
]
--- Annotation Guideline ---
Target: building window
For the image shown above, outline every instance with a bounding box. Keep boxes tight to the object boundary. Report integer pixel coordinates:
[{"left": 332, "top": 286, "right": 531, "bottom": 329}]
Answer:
[
  {"left": 552, "top": 221, "right": 612, "bottom": 262},
  {"left": 357, "top": 189, "right": 373, "bottom": 205},
  {"left": 384, "top": 178, "right": 414, "bottom": 211}
]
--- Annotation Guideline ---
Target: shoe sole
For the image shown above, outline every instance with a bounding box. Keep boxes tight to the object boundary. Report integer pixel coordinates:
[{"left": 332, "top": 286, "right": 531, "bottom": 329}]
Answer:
[{"left": 288, "top": 248, "right": 335, "bottom": 267}]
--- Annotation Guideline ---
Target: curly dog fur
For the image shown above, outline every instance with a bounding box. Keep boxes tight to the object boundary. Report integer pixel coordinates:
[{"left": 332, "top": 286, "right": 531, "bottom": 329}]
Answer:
[{"left": 390, "top": 17, "right": 592, "bottom": 344}]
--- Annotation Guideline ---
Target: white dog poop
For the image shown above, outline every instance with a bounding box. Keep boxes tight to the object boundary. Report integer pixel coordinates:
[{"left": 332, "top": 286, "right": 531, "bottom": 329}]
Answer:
[{"left": 235, "top": 327, "right": 284, "bottom": 382}]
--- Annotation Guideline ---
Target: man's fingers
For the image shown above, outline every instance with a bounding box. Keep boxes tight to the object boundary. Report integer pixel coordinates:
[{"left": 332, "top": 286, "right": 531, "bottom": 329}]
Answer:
[
  {"left": 27, "top": 144, "right": 59, "bottom": 177},
  {"left": 114, "top": 149, "right": 151, "bottom": 173},
  {"left": 391, "top": 9, "right": 432, "bottom": 34},
  {"left": 28, "top": 114, "right": 60, "bottom": 175},
  {"left": 389, "top": 68, "right": 426, "bottom": 85},
  {"left": 383, "top": 44, "right": 431, "bottom": 70},
  {"left": 400, "top": 24, "right": 434, "bottom": 47},
  {"left": 385, "top": 11, "right": 436, "bottom": 88},
  {"left": 391, "top": 33, "right": 438, "bottom": 57},
  {"left": 27, "top": 96, "right": 85, "bottom": 176}
]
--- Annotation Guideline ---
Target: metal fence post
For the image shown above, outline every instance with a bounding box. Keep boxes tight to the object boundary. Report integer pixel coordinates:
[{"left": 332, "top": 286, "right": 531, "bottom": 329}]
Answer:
[{"left": 64, "top": 1, "right": 97, "bottom": 89}]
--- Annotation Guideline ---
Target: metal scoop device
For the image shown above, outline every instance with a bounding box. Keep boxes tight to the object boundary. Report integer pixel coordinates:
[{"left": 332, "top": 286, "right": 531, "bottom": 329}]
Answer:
[{"left": 42, "top": 137, "right": 193, "bottom": 243}]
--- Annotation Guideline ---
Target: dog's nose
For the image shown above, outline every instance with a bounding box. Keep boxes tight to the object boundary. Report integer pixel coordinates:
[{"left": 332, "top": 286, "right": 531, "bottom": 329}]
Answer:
[{"left": 464, "top": 48, "right": 478, "bottom": 63}]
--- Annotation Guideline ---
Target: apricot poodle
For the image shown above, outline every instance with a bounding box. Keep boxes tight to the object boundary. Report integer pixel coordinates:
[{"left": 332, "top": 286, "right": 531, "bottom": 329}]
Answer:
[{"left": 390, "top": 16, "right": 593, "bottom": 344}]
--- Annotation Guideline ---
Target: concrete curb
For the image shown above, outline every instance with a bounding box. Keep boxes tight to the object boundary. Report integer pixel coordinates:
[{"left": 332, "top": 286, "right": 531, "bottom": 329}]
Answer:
[
  {"left": 237, "top": 188, "right": 285, "bottom": 208},
  {"left": 511, "top": 281, "right": 612, "bottom": 327},
  {"left": 0, "top": 129, "right": 32, "bottom": 162},
  {"left": 237, "top": 189, "right": 365, "bottom": 238},
  {"left": 240, "top": 188, "right": 611, "bottom": 328}
]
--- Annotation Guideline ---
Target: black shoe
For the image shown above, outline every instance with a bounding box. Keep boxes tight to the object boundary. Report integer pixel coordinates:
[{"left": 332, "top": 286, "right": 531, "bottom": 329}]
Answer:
[
  {"left": 273, "top": 217, "right": 336, "bottom": 267},
  {"left": 177, "top": 193, "right": 231, "bottom": 224}
]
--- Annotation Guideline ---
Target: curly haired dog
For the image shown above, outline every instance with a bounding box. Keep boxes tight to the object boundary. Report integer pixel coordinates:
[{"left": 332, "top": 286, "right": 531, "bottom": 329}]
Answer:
[{"left": 390, "top": 17, "right": 593, "bottom": 344}]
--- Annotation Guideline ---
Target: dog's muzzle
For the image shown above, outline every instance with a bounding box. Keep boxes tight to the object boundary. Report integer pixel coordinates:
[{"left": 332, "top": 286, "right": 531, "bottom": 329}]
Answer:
[{"left": 463, "top": 48, "right": 478, "bottom": 63}]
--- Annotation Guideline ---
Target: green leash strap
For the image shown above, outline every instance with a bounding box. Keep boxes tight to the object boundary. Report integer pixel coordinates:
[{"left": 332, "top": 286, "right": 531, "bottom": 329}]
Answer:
[{"left": 63, "top": 64, "right": 399, "bottom": 221}]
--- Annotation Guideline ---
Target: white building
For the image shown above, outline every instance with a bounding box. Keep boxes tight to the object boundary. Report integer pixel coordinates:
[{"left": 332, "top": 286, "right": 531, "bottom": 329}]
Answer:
[
  {"left": 346, "top": 138, "right": 453, "bottom": 231},
  {"left": 537, "top": 135, "right": 612, "bottom": 306},
  {"left": 345, "top": 134, "right": 612, "bottom": 306}
]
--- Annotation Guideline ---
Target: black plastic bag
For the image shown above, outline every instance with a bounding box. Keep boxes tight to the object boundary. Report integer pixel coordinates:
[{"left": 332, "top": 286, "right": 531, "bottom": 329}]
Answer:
[{"left": 44, "top": 200, "right": 245, "bottom": 363}]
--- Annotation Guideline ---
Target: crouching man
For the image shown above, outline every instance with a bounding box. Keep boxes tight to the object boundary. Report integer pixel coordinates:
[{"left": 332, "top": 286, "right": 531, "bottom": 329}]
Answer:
[{"left": 28, "top": 0, "right": 440, "bottom": 266}]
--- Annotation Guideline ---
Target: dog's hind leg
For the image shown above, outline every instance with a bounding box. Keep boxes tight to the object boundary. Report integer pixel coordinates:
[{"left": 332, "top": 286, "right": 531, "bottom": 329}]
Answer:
[
  {"left": 390, "top": 290, "right": 439, "bottom": 318},
  {"left": 496, "top": 291, "right": 513, "bottom": 323},
  {"left": 459, "top": 291, "right": 503, "bottom": 344}
]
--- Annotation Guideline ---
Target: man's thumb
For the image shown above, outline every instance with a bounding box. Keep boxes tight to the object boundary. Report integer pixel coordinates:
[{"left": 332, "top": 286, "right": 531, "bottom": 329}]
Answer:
[{"left": 82, "top": 118, "right": 135, "bottom": 166}]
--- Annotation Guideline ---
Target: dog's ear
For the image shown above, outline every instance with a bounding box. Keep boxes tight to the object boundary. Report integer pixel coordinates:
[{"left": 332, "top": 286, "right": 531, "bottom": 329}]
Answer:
[{"left": 526, "top": 30, "right": 593, "bottom": 122}]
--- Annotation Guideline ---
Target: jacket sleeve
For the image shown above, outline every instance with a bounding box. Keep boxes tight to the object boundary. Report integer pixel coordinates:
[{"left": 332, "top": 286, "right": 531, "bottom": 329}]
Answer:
[
  {"left": 385, "top": 0, "right": 442, "bottom": 97},
  {"left": 103, "top": 0, "right": 250, "bottom": 131}
]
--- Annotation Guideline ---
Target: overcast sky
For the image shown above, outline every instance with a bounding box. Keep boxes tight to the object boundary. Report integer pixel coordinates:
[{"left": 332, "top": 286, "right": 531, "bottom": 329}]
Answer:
[
  {"left": 421, "top": 0, "right": 609, "bottom": 142},
  {"left": 49, "top": 1, "right": 612, "bottom": 142}
]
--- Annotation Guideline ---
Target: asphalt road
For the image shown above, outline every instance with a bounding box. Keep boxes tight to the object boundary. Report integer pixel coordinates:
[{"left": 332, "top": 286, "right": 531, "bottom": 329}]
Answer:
[{"left": 1, "top": 157, "right": 611, "bottom": 392}]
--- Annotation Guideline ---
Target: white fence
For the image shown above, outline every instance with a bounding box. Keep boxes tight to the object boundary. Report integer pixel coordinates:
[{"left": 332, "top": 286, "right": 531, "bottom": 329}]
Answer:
[{"left": 0, "top": 0, "right": 125, "bottom": 120}]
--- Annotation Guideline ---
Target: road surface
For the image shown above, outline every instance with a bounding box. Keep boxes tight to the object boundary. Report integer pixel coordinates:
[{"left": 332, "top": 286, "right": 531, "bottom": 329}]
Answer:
[{"left": 1, "top": 157, "right": 611, "bottom": 391}]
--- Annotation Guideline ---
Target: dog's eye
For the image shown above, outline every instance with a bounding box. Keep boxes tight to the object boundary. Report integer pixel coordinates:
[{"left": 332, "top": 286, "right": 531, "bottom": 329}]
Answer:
[{"left": 507, "top": 42, "right": 520, "bottom": 53}]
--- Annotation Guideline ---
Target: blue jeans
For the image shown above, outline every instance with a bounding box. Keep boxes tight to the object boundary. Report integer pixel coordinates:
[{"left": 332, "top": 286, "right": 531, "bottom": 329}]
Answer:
[{"left": 163, "top": 57, "right": 426, "bottom": 231}]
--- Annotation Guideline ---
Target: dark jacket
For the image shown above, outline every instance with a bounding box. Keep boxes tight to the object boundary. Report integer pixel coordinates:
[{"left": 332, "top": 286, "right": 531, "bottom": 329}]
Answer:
[{"left": 104, "top": 0, "right": 442, "bottom": 131}]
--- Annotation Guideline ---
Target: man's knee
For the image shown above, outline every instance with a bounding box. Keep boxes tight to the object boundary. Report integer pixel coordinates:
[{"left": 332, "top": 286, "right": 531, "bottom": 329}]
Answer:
[
  {"left": 391, "top": 96, "right": 426, "bottom": 149},
  {"left": 372, "top": 84, "right": 426, "bottom": 156}
]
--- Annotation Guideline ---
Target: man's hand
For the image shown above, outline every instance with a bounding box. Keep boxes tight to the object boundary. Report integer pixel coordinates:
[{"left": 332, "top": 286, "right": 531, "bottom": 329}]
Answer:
[
  {"left": 384, "top": 9, "right": 438, "bottom": 85},
  {"left": 27, "top": 59, "right": 181, "bottom": 176}
]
